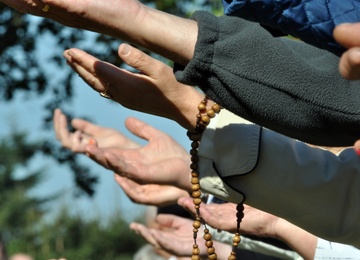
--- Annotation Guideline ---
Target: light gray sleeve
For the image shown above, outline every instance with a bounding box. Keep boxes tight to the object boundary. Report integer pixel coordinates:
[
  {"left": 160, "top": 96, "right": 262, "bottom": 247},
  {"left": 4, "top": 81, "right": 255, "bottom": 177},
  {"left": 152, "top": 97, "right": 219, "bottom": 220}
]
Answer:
[{"left": 198, "top": 109, "right": 360, "bottom": 248}]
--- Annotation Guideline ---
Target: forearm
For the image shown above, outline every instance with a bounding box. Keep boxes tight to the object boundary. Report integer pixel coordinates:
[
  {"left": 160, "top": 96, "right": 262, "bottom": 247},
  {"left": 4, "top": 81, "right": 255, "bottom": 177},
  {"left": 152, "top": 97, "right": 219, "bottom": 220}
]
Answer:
[
  {"left": 85, "top": 2, "right": 197, "bottom": 65},
  {"left": 273, "top": 219, "right": 316, "bottom": 260}
]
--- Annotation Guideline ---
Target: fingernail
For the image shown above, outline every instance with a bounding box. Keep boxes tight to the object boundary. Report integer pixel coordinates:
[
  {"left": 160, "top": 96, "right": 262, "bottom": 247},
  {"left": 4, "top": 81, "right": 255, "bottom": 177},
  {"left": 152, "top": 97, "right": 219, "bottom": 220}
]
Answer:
[{"left": 120, "top": 44, "right": 130, "bottom": 55}]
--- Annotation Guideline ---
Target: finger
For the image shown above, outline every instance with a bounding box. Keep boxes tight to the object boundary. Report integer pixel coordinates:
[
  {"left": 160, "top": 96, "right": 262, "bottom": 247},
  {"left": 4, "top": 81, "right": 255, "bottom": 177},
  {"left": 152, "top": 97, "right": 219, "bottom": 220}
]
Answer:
[
  {"left": 334, "top": 23, "right": 360, "bottom": 49},
  {"left": 85, "top": 146, "right": 114, "bottom": 169},
  {"left": 63, "top": 48, "right": 108, "bottom": 92},
  {"left": 125, "top": 117, "right": 164, "bottom": 142},
  {"left": 118, "top": 43, "right": 172, "bottom": 78},
  {"left": 114, "top": 175, "right": 145, "bottom": 204},
  {"left": 129, "top": 222, "right": 160, "bottom": 247},
  {"left": 339, "top": 47, "right": 360, "bottom": 80},
  {"left": 53, "top": 108, "right": 65, "bottom": 140},
  {"left": 71, "top": 118, "right": 101, "bottom": 137}
]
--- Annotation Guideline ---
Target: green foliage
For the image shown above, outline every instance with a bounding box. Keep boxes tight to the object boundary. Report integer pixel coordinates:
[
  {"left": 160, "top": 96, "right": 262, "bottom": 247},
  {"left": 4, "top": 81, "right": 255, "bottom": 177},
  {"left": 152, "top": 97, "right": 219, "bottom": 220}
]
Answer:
[
  {"left": 0, "top": 129, "right": 144, "bottom": 259},
  {"left": 8, "top": 207, "right": 144, "bottom": 259}
]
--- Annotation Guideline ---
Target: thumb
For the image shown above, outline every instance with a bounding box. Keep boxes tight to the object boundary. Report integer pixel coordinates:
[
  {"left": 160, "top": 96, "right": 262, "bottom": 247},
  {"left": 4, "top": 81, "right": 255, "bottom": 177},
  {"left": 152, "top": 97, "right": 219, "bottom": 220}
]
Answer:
[
  {"left": 125, "top": 117, "right": 165, "bottom": 142},
  {"left": 118, "top": 43, "right": 170, "bottom": 77},
  {"left": 334, "top": 23, "right": 360, "bottom": 48}
]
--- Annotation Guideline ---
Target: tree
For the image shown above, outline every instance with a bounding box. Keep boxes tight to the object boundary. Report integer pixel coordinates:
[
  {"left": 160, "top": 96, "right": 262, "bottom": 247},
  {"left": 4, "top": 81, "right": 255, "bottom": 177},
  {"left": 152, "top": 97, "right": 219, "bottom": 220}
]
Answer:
[
  {"left": 32, "top": 208, "right": 144, "bottom": 260},
  {"left": 0, "top": 129, "right": 55, "bottom": 258}
]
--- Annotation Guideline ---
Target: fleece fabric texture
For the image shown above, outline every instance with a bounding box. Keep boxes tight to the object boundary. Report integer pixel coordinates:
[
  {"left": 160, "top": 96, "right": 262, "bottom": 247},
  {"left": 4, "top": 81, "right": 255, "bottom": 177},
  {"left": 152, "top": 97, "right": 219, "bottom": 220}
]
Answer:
[
  {"left": 174, "top": 11, "right": 360, "bottom": 147},
  {"left": 221, "top": 0, "right": 360, "bottom": 56}
]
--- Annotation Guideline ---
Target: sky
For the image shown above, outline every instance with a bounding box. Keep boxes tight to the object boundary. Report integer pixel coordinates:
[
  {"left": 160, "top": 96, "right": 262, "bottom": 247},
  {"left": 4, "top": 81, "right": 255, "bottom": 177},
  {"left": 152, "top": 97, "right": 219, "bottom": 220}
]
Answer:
[{"left": 0, "top": 47, "right": 191, "bottom": 224}]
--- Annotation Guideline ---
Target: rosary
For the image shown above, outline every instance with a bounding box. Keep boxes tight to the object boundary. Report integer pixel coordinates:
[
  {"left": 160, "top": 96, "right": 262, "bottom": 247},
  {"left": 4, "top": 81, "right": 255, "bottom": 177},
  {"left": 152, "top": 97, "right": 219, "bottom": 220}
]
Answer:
[{"left": 187, "top": 97, "right": 244, "bottom": 260}]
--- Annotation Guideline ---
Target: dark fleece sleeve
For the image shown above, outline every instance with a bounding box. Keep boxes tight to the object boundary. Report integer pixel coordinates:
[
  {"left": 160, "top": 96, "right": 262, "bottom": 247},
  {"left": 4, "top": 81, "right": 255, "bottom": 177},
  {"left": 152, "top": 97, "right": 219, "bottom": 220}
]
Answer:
[{"left": 174, "top": 11, "right": 360, "bottom": 147}]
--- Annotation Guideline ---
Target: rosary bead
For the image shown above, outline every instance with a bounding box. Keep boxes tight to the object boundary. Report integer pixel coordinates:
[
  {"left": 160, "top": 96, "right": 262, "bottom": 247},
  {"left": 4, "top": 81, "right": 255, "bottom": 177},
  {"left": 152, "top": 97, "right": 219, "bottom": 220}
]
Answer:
[
  {"left": 193, "top": 198, "right": 202, "bottom": 205},
  {"left": 192, "top": 190, "right": 201, "bottom": 198},
  {"left": 191, "top": 177, "right": 199, "bottom": 184},
  {"left": 228, "top": 255, "right": 237, "bottom": 260},
  {"left": 205, "top": 240, "right": 213, "bottom": 247},
  {"left": 191, "top": 171, "right": 199, "bottom": 177},
  {"left": 236, "top": 211, "right": 244, "bottom": 221},
  {"left": 203, "top": 232, "right": 212, "bottom": 241},
  {"left": 201, "top": 115, "right": 210, "bottom": 125},
  {"left": 191, "top": 255, "right": 200, "bottom": 260},
  {"left": 212, "top": 104, "right": 221, "bottom": 113},
  {"left": 207, "top": 247, "right": 215, "bottom": 254},
  {"left": 192, "top": 184, "right": 200, "bottom": 191},
  {"left": 193, "top": 220, "right": 201, "bottom": 229},
  {"left": 198, "top": 102, "right": 206, "bottom": 112},
  {"left": 190, "top": 163, "right": 198, "bottom": 170},
  {"left": 190, "top": 148, "right": 198, "bottom": 156},
  {"left": 207, "top": 109, "right": 216, "bottom": 118},
  {"left": 233, "top": 234, "right": 241, "bottom": 243},
  {"left": 192, "top": 246, "right": 200, "bottom": 255},
  {"left": 237, "top": 203, "right": 244, "bottom": 212},
  {"left": 191, "top": 142, "right": 199, "bottom": 149},
  {"left": 208, "top": 253, "right": 217, "bottom": 260},
  {"left": 191, "top": 156, "right": 199, "bottom": 163}
]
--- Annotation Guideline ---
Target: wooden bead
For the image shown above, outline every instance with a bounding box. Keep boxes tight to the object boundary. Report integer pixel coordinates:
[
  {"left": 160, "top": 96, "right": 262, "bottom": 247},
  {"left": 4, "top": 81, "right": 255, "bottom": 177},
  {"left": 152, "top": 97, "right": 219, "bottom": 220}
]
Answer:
[
  {"left": 212, "top": 104, "right": 221, "bottom": 113},
  {"left": 190, "top": 148, "right": 198, "bottom": 156},
  {"left": 191, "top": 255, "right": 200, "bottom": 260},
  {"left": 203, "top": 232, "right": 212, "bottom": 241},
  {"left": 201, "top": 115, "right": 210, "bottom": 124},
  {"left": 192, "top": 184, "right": 200, "bottom": 191},
  {"left": 207, "top": 109, "right": 216, "bottom": 118},
  {"left": 191, "top": 142, "right": 199, "bottom": 149},
  {"left": 193, "top": 220, "right": 201, "bottom": 229},
  {"left": 198, "top": 103, "right": 206, "bottom": 111},
  {"left": 207, "top": 247, "right": 215, "bottom": 254},
  {"left": 191, "top": 171, "right": 199, "bottom": 177},
  {"left": 190, "top": 163, "right": 198, "bottom": 170},
  {"left": 233, "top": 235, "right": 241, "bottom": 243},
  {"left": 191, "top": 156, "right": 199, "bottom": 163},
  {"left": 208, "top": 253, "right": 217, "bottom": 260},
  {"left": 228, "top": 255, "right": 236, "bottom": 260},
  {"left": 192, "top": 246, "right": 200, "bottom": 255},
  {"left": 193, "top": 198, "right": 202, "bottom": 205},
  {"left": 192, "top": 190, "right": 201, "bottom": 198},
  {"left": 205, "top": 240, "right": 213, "bottom": 247},
  {"left": 191, "top": 177, "right": 199, "bottom": 184}
]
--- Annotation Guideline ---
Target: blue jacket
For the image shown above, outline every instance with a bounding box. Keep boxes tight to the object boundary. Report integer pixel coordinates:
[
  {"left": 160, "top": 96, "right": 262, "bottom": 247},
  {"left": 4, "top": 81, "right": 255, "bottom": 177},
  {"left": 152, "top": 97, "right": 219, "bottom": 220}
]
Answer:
[{"left": 221, "top": 0, "right": 360, "bottom": 56}]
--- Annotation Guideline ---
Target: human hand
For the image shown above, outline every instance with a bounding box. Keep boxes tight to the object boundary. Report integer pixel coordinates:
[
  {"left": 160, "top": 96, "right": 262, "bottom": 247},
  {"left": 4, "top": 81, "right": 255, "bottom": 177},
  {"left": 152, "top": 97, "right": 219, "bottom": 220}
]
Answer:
[
  {"left": 178, "top": 197, "right": 278, "bottom": 237},
  {"left": 334, "top": 23, "right": 360, "bottom": 80},
  {"left": 80, "top": 116, "right": 192, "bottom": 191},
  {"left": 53, "top": 108, "right": 139, "bottom": 153},
  {"left": 130, "top": 214, "right": 231, "bottom": 258},
  {"left": 114, "top": 174, "right": 189, "bottom": 207},
  {"left": 63, "top": 43, "right": 204, "bottom": 131}
]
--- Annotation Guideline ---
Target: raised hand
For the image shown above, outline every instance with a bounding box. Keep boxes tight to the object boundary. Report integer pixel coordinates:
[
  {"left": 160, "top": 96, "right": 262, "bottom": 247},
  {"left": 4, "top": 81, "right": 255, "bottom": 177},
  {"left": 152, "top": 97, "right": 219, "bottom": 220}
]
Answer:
[
  {"left": 63, "top": 43, "right": 204, "bottom": 131},
  {"left": 114, "top": 175, "right": 189, "bottom": 207},
  {"left": 54, "top": 110, "right": 192, "bottom": 191},
  {"left": 53, "top": 108, "right": 139, "bottom": 153},
  {"left": 130, "top": 214, "right": 232, "bottom": 259},
  {"left": 85, "top": 116, "right": 192, "bottom": 191}
]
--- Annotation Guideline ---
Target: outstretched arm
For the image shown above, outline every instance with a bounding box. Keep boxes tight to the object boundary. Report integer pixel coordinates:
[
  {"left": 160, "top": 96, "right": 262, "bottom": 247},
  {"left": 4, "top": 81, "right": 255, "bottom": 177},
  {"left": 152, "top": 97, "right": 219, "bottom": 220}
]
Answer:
[
  {"left": 63, "top": 43, "right": 205, "bottom": 131},
  {"left": 54, "top": 108, "right": 192, "bottom": 192},
  {"left": 178, "top": 198, "right": 316, "bottom": 260},
  {"left": 1, "top": 0, "right": 197, "bottom": 65}
]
